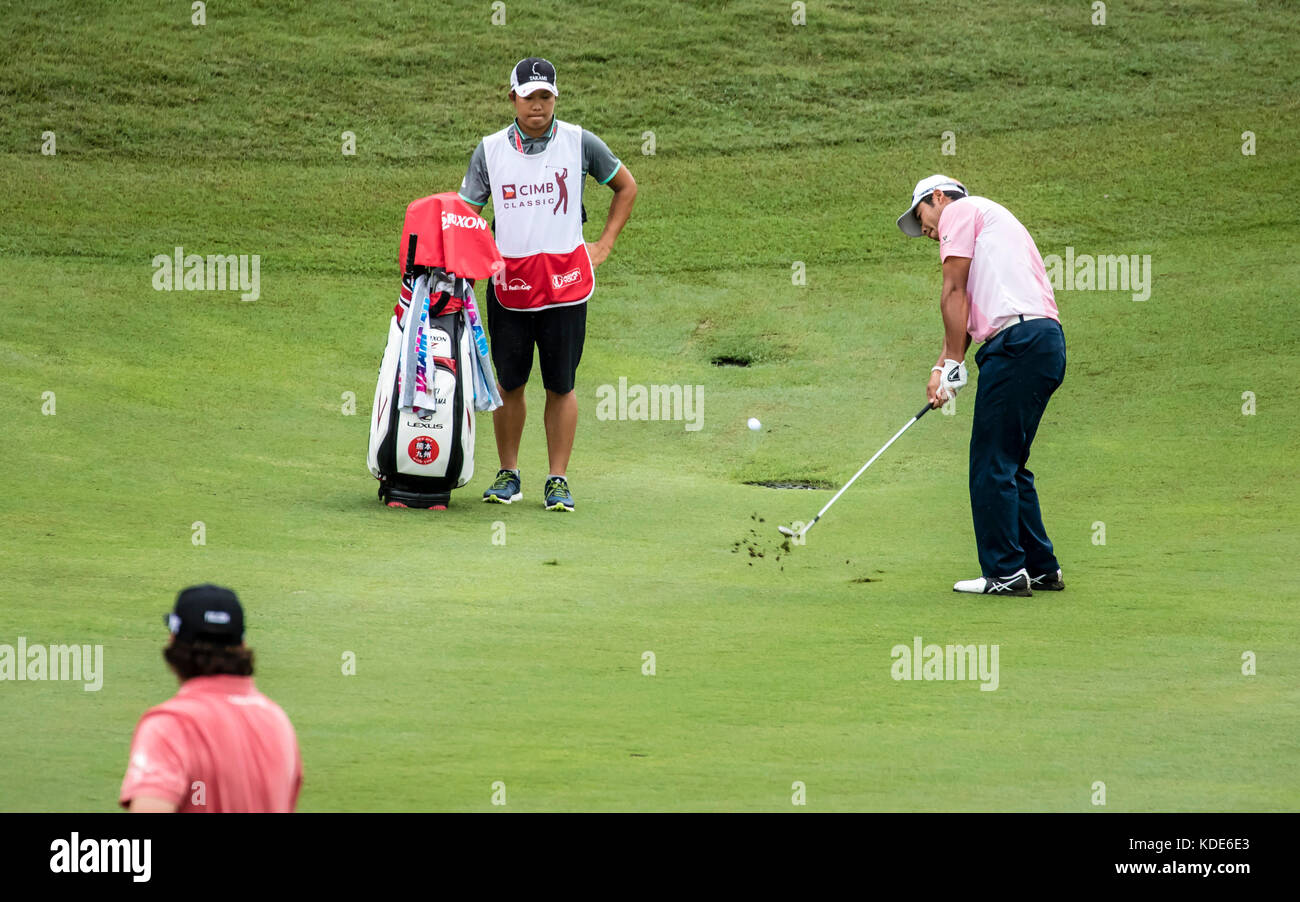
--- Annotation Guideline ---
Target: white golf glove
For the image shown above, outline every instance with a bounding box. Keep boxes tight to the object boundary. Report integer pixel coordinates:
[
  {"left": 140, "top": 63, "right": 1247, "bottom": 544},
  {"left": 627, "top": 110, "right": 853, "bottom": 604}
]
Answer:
[{"left": 933, "top": 358, "right": 968, "bottom": 401}]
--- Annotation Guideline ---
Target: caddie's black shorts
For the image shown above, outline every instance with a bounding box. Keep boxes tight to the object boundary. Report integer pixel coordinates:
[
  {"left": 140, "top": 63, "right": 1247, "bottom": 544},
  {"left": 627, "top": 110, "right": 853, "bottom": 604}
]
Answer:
[{"left": 485, "top": 280, "right": 587, "bottom": 394}]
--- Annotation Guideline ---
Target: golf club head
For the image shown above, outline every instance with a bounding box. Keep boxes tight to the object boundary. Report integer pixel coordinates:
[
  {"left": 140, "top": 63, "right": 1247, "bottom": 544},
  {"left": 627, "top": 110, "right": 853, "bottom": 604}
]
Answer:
[{"left": 777, "top": 525, "right": 796, "bottom": 537}]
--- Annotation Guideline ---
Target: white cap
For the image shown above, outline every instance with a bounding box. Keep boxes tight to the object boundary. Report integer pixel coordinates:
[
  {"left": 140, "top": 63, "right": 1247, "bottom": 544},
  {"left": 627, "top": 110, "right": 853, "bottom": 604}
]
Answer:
[{"left": 897, "top": 175, "right": 967, "bottom": 237}]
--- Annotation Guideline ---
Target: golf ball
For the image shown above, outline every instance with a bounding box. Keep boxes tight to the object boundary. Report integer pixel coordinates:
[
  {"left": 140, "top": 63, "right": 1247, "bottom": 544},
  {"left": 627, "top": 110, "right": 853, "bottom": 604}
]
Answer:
[{"left": 747, "top": 417, "right": 762, "bottom": 431}]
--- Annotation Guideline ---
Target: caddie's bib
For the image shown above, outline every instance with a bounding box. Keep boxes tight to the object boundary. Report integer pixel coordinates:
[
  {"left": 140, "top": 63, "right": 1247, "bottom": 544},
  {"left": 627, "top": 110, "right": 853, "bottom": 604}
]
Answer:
[{"left": 483, "top": 119, "right": 595, "bottom": 311}]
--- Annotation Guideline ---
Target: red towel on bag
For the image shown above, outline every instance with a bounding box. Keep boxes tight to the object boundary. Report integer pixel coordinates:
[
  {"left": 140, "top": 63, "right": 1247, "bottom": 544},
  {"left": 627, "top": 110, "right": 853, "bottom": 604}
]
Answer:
[{"left": 398, "top": 193, "right": 504, "bottom": 280}]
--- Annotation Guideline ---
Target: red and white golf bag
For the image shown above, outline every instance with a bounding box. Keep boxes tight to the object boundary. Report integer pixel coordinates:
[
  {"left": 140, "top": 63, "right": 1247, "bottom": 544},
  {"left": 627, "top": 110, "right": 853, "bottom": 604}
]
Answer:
[{"left": 367, "top": 194, "right": 504, "bottom": 509}]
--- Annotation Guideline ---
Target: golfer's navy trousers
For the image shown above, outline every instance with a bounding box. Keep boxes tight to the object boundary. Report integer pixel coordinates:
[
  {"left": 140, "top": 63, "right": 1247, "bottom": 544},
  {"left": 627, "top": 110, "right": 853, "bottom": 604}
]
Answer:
[{"left": 969, "top": 316, "right": 1066, "bottom": 578}]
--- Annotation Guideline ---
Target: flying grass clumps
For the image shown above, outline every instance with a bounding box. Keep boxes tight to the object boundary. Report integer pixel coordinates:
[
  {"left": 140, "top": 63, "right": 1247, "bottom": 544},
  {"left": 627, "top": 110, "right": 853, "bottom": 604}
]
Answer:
[{"left": 732, "top": 513, "right": 787, "bottom": 570}]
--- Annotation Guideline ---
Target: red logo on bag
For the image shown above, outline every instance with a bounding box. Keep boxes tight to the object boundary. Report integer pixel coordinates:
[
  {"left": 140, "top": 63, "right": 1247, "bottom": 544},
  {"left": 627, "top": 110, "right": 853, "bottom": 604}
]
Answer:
[
  {"left": 408, "top": 436, "right": 439, "bottom": 465},
  {"left": 502, "top": 184, "right": 516, "bottom": 199}
]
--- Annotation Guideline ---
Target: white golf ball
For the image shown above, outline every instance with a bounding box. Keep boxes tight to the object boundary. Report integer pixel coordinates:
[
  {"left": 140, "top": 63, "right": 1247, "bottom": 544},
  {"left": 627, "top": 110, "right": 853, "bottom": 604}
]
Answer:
[{"left": 747, "top": 417, "right": 762, "bottom": 431}]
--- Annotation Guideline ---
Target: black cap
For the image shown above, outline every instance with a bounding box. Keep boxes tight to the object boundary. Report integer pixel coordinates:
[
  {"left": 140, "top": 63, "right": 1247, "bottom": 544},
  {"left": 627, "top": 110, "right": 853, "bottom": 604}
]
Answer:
[
  {"left": 165, "top": 584, "right": 245, "bottom": 646},
  {"left": 510, "top": 57, "right": 558, "bottom": 97}
]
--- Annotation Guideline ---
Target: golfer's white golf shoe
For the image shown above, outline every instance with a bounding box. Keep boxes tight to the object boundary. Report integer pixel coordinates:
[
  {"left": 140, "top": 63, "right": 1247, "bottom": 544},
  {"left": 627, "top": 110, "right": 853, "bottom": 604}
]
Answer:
[{"left": 954, "top": 568, "right": 1033, "bottom": 597}]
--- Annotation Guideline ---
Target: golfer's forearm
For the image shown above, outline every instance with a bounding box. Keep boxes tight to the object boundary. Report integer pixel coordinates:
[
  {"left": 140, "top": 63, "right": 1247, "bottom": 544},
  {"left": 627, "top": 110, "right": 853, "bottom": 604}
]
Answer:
[
  {"left": 943, "top": 331, "right": 971, "bottom": 361},
  {"left": 939, "top": 286, "right": 969, "bottom": 362}
]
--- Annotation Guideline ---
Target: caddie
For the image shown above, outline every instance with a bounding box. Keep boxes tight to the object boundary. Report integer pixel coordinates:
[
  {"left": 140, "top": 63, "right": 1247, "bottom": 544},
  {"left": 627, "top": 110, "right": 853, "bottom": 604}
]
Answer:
[
  {"left": 899, "top": 175, "right": 1067, "bottom": 597},
  {"left": 459, "top": 57, "right": 638, "bottom": 512}
]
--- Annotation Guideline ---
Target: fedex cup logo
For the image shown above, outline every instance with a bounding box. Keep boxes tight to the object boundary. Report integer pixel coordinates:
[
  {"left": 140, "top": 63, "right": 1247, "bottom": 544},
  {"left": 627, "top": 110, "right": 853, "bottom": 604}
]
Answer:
[
  {"left": 441, "top": 211, "right": 487, "bottom": 231},
  {"left": 551, "top": 269, "right": 582, "bottom": 289}
]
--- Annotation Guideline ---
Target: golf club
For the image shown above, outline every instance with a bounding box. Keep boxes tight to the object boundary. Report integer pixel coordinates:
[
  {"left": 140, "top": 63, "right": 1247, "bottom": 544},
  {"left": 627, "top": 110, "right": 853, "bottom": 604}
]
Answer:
[{"left": 778, "top": 402, "right": 933, "bottom": 541}]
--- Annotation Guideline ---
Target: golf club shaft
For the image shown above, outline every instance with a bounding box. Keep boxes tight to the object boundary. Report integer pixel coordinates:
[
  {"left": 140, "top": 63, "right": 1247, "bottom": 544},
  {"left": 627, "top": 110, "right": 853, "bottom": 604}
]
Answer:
[{"left": 799, "top": 402, "right": 932, "bottom": 537}]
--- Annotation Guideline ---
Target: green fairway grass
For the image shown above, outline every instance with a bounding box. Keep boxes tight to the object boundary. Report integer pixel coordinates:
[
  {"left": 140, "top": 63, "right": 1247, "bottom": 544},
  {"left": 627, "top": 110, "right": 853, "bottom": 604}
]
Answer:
[{"left": 1, "top": 0, "right": 1298, "bottom": 811}]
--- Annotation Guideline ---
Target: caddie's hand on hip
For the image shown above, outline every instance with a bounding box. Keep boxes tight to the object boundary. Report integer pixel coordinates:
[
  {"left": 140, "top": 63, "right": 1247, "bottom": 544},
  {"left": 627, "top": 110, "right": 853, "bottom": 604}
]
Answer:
[{"left": 586, "top": 240, "right": 611, "bottom": 267}]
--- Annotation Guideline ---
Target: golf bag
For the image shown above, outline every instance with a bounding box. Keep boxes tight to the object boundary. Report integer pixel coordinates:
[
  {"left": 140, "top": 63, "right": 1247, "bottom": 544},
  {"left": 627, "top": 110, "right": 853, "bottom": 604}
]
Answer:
[
  {"left": 367, "top": 272, "right": 475, "bottom": 508},
  {"left": 367, "top": 193, "right": 504, "bottom": 509}
]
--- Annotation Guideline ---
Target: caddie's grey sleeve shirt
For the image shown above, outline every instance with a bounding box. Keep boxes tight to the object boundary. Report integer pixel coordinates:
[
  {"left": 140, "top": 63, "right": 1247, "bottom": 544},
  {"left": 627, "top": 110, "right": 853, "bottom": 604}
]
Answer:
[
  {"left": 458, "top": 119, "right": 622, "bottom": 207},
  {"left": 459, "top": 141, "right": 492, "bottom": 206}
]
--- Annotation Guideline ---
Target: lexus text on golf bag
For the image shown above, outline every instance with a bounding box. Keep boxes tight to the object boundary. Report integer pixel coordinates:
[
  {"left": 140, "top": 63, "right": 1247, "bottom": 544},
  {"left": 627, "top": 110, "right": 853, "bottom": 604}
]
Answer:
[{"left": 367, "top": 193, "right": 505, "bottom": 509}]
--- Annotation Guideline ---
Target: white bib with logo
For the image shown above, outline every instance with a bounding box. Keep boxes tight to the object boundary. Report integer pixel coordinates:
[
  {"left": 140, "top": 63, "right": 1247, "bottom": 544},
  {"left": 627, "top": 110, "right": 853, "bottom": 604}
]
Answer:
[{"left": 483, "top": 119, "right": 595, "bottom": 310}]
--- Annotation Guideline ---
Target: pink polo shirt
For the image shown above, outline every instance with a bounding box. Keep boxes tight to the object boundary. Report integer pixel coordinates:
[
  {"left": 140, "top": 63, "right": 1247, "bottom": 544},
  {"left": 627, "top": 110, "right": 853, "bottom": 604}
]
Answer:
[
  {"left": 120, "top": 675, "right": 301, "bottom": 813},
  {"left": 938, "top": 196, "right": 1059, "bottom": 342}
]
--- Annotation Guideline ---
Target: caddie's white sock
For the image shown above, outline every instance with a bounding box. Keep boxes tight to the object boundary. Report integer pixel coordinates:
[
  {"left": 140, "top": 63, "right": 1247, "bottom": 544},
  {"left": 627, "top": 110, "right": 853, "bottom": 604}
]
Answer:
[{"left": 548, "top": 474, "right": 566, "bottom": 482}]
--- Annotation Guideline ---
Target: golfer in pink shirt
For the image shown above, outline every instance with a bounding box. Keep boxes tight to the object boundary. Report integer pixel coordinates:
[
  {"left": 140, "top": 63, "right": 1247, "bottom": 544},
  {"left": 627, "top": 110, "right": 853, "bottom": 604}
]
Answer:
[
  {"left": 120, "top": 585, "right": 302, "bottom": 812},
  {"left": 899, "top": 176, "right": 1067, "bottom": 597}
]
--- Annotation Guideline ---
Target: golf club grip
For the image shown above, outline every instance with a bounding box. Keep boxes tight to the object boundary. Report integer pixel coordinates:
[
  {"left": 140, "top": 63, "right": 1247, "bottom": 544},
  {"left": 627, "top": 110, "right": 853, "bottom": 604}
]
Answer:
[
  {"left": 405, "top": 233, "right": 418, "bottom": 276},
  {"left": 915, "top": 402, "right": 933, "bottom": 420}
]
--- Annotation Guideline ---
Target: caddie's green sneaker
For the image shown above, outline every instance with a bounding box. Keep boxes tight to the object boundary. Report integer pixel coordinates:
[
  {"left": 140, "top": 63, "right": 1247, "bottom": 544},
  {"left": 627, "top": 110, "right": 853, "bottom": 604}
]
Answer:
[
  {"left": 543, "top": 476, "right": 574, "bottom": 512},
  {"left": 482, "top": 469, "right": 522, "bottom": 504}
]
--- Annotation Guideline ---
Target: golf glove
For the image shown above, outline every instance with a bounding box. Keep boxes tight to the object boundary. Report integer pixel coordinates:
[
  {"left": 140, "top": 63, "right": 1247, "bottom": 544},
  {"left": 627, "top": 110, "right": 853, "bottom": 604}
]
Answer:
[{"left": 934, "top": 358, "right": 968, "bottom": 401}]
